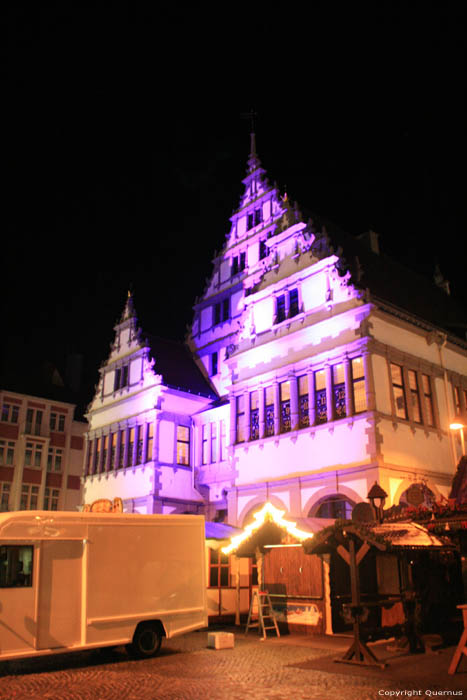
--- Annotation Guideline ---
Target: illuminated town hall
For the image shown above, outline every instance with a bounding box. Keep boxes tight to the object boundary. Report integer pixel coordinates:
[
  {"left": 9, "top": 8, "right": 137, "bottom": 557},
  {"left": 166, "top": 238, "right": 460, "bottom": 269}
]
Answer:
[{"left": 83, "top": 136, "right": 467, "bottom": 529}]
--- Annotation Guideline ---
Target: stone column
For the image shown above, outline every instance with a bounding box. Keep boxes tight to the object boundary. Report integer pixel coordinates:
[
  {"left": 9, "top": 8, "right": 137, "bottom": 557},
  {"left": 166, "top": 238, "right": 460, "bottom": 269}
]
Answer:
[
  {"left": 326, "top": 363, "right": 333, "bottom": 423},
  {"left": 289, "top": 373, "right": 299, "bottom": 431},
  {"left": 307, "top": 368, "right": 315, "bottom": 426},
  {"left": 229, "top": 394, "right": 236, "bottom": 446},
  {"left": 244, "top": 389, "right": 250, "bottom": 442},
  {"left": 344, "top": 356, "right": 352, "bottom": 418},
  {"left": 363, "top": 351, "right": 376, "bottom": 412},
  {"left": 123, "top": 426, "right": 130, "bottom": 469},
  {"left": 273, "top": 381, "right": 280, "bottom": 435},
  {"left": 259, "top": 385, "right": 265, "bottom": 439},
  {"left": 142, "top": 422, "right": 149, "bottom": 464}
]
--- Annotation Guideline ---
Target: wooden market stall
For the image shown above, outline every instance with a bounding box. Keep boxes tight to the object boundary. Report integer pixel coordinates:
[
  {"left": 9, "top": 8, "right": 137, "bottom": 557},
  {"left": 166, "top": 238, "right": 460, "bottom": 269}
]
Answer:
[
  {"left": 222, "top": 503, "right": 332, "bottom": 636},
  {"left": 303, "top": 520, "right": 458, "bottom": 667}
]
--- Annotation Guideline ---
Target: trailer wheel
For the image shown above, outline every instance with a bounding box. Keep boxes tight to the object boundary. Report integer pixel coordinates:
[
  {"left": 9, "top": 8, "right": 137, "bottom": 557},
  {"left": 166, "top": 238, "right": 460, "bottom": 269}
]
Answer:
[{"left": 129, "top": 623, "right": 162, "bottom": 658}]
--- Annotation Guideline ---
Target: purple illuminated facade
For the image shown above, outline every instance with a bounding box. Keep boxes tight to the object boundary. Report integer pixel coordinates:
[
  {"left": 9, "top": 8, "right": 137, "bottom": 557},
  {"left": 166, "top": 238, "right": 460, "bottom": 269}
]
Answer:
[{"left": 84, "top": 136, "right": 467, "bottom": 528}]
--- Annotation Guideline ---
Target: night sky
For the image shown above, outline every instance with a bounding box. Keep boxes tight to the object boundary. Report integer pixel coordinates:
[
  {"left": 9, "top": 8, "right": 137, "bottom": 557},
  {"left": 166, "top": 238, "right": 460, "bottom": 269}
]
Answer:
[{"left": 3, "top": 4, "right": 466, "bottom": 406}]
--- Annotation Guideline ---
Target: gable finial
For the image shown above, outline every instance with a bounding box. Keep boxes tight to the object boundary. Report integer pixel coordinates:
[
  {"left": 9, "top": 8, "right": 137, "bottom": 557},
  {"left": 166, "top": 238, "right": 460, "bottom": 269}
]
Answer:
[{"left": 241, "top": 109, "right": 259, "bottom": 172}]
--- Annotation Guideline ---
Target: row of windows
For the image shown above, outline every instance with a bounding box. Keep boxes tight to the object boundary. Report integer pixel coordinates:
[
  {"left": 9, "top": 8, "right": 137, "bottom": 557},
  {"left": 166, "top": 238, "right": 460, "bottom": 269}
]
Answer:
[
  {"left": 86, "top": 424, "right": 191, "bottom": 475},
  {"left": 0, "top": 483, "right": 60, "bottom": 513},
  {"left": 0, "top": 405, "right": 66, "bottom": 432},
  {"left": 235, "top": 358, "right": 366, "bottom": 443},
  {"left": 0, "top": 441, "right": 64, "bottom": 471}
]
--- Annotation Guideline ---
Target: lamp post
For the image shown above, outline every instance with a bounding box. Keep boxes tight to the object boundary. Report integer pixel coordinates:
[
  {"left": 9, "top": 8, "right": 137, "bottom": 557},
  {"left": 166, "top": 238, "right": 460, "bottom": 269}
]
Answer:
[
  {"left": 450, "top": 422, "right": 466, "bottom": 456},
  {"left": 367, "top": 481, "right": 388, "bottom": 523}
]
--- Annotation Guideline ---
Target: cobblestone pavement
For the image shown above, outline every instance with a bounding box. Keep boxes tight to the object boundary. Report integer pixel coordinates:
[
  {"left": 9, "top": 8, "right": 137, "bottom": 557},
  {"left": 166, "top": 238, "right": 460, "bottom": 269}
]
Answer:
[{"left": 1, "top": 628, "right": 467, "bottom": 700}]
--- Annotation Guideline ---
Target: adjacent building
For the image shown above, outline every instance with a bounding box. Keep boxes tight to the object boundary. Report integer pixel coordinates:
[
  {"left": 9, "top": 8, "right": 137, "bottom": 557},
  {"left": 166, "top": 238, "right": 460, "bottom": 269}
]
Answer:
[{"left": 0, "top": 389, "right": 85, "bottom": 512}]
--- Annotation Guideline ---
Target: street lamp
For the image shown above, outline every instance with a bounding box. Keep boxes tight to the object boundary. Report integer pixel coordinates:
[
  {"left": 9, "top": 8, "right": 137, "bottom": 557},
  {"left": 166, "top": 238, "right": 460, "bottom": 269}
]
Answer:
[
  {"left": 367, "top": 481, "right": 388, "bottom": 523},
  {"left": 450, "top": 422, "right": 466, "bottom": 455}
]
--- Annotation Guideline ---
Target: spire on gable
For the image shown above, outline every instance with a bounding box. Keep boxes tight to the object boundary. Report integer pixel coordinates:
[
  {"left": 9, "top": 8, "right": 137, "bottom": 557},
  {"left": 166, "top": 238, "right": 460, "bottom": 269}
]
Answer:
[{"left": 120, "top": 290, "right": 137, "bottom": 322}]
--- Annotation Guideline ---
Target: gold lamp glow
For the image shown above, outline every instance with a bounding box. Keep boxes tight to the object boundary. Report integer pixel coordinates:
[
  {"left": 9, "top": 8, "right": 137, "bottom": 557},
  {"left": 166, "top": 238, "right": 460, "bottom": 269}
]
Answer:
[
  {"left": 450, "top": 422, "right": 466, "bottom": 454},
  {"left": 221, "top": 502, "right": 312, "bottom": 556}
]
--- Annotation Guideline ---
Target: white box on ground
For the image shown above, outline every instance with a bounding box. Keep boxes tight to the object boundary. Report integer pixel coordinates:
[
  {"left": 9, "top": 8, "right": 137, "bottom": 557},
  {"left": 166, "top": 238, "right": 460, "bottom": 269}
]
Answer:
[{"left": 207, "top": 632, "right": 235, "bottom": 649}]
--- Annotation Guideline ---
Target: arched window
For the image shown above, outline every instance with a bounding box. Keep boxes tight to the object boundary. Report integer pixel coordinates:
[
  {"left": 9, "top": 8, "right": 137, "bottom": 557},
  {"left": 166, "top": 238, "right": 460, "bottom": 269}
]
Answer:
[{"left": 311, "top": 495, "right": 355, "bottom": 519}]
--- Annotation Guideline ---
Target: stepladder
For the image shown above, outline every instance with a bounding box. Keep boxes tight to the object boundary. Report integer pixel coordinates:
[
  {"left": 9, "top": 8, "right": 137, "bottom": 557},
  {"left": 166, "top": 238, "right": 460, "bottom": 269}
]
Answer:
[{"left": 245, "top": 590, "right": 280, "bottom": 639}]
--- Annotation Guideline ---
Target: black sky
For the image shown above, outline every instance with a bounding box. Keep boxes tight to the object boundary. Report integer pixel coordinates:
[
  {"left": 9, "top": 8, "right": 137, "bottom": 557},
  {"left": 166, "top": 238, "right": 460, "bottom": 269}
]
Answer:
[{"left": 3, "top": 3, "right": 466, "bottom": 402}]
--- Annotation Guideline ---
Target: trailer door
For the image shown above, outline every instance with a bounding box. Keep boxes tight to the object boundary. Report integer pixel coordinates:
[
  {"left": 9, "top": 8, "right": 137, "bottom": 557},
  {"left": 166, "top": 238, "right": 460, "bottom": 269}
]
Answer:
[{"left": 37, "top": 541, "right": 82, "bottom": 650}]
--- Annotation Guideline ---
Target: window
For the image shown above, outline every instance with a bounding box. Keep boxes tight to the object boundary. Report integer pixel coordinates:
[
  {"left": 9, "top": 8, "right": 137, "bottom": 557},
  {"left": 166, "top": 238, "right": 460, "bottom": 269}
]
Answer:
[
  {"left": 25, "top": 442, "right": 43, "bottom": 468},
  {"left": 219, "top": 420, "right": 226, "bottom": 461},
  {"left": 44, "top": 488, "right": 59, "bottom": 511},
  {"left": 1, "top": 404, "right": 19, "bottom": 424},
  {"left": 276, "top": 294, "right": 286, "bottom": 324},
  {"left": 50, "top": 412, "right": 66, "bottom": 431},
  {"left": 255, "top": 208, "right": 262, "bottom": 226},
  {"left": 236, "top": 395, "right": 245, "bottom": 443},
  {"left": 110, "top": 432, "right": 117, "bottom": 469},
  {"left": 118, "top": 431, "right": 126, "bottom": 469},
  {"left": 20, "top": 484, "right": 39, "bottom": 510},
  {"left": 202, "top": 424, "right": 209, "bottom": 465},
  {"left": 280, "top": 381, "right": 291, "bottom": 432},
  {"left": 274, "top": 289, "right": 300, "bottom": 324},
  {"left": 332, "top": 363, "right": 346, "bottom": 419},
  {"left": 0, "top": 545, "right": 33, "bottom": 587},
  {"left": 102, "top": 435, "right": 109, "bottom": 470},
  {"left": 289, "top": 288, "right": 299, "bottom": 318},
  {"left": 213, "top": 303, "right": 221, "bottom": 326},
  {"left": 211, "top": 423, "right": 217, "bottom": 462},
  {"left": 114, "top": 365, "right": 129, "bottom": 392},
  {"left": 176, "top": 426, "right": 190, "bottom": 465},
  {"left": 222, "top": 297, "right": 229, "bottom": 321},
  {"left": 231, "top": 252, "right": 246, "bottom": 276},
  {"left": 391, "top": 364, "right": 408, "bottom": 420},
  {"left": 408, "top": 370, "right": 422, "bottom": 423},
  {"left": 265, "top": 386, "right": 275, "bottom": 437},
  {"left": 209, "top": 548, "right": 230, "bottom": 587},
  {"left": 95, "top": 437, "right": 101, "bottom": 472},
  {"left": 298, "top": 375, "right": 309, "bottom": 428},
  {"left": 250, "top": 391, "right": 259, "bottom": 440},
  {"left": 423, "top": 375, "right": 434, "bottom": 427},
  {"left": 128, "top": 428, "right": 135, "bottom": 467},
  {"left": 0, "top": 483, "right": 10, "bottom": 512},
  {"left": 146, "top": 424, "right": 154, "bottom": 462},
  {"left": 315, "top": 496, "right": 354, "bottom": 519},
  {"left": 259, "top": 239, "right": 267, "bottom": 260},
  {"left": 351, "top": 357, "right": 367, "bottom": 413},
  {"left": 136, "top": 426, "right": 144, "bottom": 464},
  {"left": 315, "top": 370, "right": 327, "bottom": 424},
  {"left": 47, "top": 448, "right": 63, "bottom": 472},
  {"left": 454, "top": 386, "right": 462, "bottom": 415},
  {"left": 211, "top": 351, "right": 218, "bottom": 376},
  {"left": 0, "top": 441, "right": 15, "bottom": 466},
  {"left": 85, "top": 440, "right": 93, "bottom": 475},
  {"left": 25, "top": 408, "right": 43, "bottom": 436},
  {"left": 247, "top": 212, "right": 254, "bottom": 230}
]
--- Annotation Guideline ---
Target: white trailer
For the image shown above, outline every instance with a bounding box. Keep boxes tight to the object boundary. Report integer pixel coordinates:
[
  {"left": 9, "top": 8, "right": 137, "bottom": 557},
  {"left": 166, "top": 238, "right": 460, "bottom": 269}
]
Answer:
[{"left": 0, "top": 511, "right": 207, "bottom": 661}]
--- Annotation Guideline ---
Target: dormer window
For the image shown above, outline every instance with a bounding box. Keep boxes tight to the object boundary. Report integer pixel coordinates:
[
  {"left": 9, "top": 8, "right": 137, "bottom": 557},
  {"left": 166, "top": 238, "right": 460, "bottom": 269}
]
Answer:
[{"left": 114, "top": 365, "right": 129, "bottom": 392}]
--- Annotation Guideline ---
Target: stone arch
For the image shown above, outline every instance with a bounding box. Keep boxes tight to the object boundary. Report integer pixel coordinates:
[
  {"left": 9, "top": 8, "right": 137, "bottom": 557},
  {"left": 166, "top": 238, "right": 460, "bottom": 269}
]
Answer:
[
  {"left": 238, "top": 495, "right": 288, "bottom": 528},
  {"left": 304, "top": 485, "right": 362, "bottom": 519},
  {"left": 393, "top": 479, "right": 441, "bottom": 508}
]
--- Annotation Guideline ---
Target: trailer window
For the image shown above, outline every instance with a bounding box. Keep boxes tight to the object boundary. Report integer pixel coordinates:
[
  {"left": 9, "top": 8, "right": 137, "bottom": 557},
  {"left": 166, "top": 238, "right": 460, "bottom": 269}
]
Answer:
[{"left": 0, "top": 545, "right": 33, "bottom": 587}]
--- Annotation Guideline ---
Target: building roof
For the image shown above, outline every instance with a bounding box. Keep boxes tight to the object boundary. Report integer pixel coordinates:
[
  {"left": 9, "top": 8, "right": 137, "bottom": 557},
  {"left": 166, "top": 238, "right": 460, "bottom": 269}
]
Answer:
[
  {"left": 307, "top": 215, "right": 467, "bottom": 343},
  {"left": 146, "top": 335, "right": 217, "bottom": 399},
  {"left": 303, "top": 520, "right": 454, "bottom": 556}
]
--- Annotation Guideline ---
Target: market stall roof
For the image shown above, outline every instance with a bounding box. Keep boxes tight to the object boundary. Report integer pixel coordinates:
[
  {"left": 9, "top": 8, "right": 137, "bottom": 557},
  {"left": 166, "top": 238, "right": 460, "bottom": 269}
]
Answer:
[
  {"left": 303, "top": 520, "right": 454, "bottom": 556},
  {"left": 222, "top": 502, "right": 333, "bottom": 557},
  {"left": 205, "top": 522, "right": 242, "bottom": 541}
]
